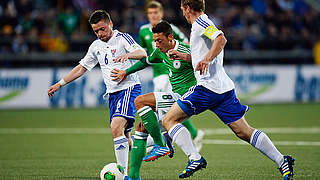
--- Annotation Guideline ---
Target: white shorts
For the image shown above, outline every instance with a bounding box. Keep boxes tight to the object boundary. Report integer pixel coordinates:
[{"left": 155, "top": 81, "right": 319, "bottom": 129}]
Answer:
[
  {"left": 154, "top": 91, "right": 181, "bottom": 127},
  {"left": 153, "top": 74, "right": 172, "bottom": 92}
]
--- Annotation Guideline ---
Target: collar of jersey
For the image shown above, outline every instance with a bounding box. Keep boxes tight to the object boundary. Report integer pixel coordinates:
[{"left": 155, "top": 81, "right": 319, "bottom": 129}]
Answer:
[{"left": 172, "top": 39, "right": 179, "bottom": 51}]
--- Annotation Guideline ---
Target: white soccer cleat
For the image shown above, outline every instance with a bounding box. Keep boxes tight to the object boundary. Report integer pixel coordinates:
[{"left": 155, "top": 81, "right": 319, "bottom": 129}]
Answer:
[{"left": 193, "top": 129, "right": 204, "bottom": 152}]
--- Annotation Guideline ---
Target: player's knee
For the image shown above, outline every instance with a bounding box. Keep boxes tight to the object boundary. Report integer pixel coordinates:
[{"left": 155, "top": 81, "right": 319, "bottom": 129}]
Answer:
[
  {"left": 110, "top": 123, "right": 123, "bottom": 138},
  {"left": 134, "top": 95, "right": 146, "bottom": 110},
  {"left": 135, "top": 121, "right": 148, "bottom": 133}
]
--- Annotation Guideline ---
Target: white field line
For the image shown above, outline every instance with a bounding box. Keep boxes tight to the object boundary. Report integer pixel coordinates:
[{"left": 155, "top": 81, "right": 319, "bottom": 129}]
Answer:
[
  {"left": 0, "top": 127, "right": 320, "bottom": 134},
  {"left": 202, "top": 139, "right": 320, "bottom": 146},
  {"left": 0, "top": 128, "right": 110, "bottom": 134},
  {"left": 203, "top": 127, "right": 320, "bottom": 135},
  {"left": 0, "top": 127, "right": 319, "bottom": 146}
]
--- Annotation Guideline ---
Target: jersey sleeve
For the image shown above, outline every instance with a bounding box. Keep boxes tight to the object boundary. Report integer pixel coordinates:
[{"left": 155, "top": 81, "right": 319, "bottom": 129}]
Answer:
[
  {"left": 146, "top": 48, "right": 163, "bottom": 64},
  {"left": 121, "top": 33, "right": 144, "bottom": 53},
  {"left": 126, "top": 58, "right": 149, "bottom": 75},
  {"left": 171, "top": 24, "right": 188, "bottom": 43},
  {"left": 79, "top": 43, "right": 98, "bottom": 71},
  {"left": 203, "top": 24, "right": 223, "bottom": 40}
]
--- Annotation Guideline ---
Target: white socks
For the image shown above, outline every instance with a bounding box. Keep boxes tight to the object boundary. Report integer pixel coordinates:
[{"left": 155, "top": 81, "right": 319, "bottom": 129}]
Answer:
[
  {"left": 250, "top": 129, "right": 284, "bottom": 167},
  {"left": 168, "top": 123, "right": 201, "bottom": 161},
  {"left": 113, "top": 136, "right": 129, "bottom": 175}
]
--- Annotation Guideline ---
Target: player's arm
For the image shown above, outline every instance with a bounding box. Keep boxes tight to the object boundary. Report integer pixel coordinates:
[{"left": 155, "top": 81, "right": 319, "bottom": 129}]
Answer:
[
  {"left": 168, "top": 49, "right": 191, "bottom": 62},
  {"left": 48, "top": 64, "right": 87, "bottom": 97},
  {"left": 114, "top": 33, "right": 147, "bottom": 63},
  {"left": 111, "top": 48, "right": 162, "bottom": 84},
  {"left": 113, "top": 49, "right": 147, "bottom": 63},
  {"left": 196, "top": 34, "right": 227, "bottom": 75},
  {"left": 111, "top": 58, "right": 149, "bottom": 84}
]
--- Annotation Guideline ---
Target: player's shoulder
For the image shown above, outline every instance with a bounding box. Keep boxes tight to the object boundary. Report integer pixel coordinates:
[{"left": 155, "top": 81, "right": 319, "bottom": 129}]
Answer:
[
  {"left": 177, "top": 41, "right": 190, "bottom": 53},
  {"left": 193, "top": 14, "right": 214, "bottom": 29},
  {"left": 139, "top": 23, "right": 151, "bottom": 32},
  {"left": 115, "top": 30, "right": 136, "bottom": 45}
]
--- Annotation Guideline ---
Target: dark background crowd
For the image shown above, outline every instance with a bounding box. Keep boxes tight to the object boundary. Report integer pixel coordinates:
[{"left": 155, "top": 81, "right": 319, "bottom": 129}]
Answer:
[{"left": 0, "top": 0, "right": 319, "bottom": 63}]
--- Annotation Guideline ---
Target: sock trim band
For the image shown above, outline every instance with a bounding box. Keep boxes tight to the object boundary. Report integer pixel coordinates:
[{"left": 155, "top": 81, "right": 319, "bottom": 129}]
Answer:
[
  {"left": 137, "top": 106, "right": 152, "bottom": 117},
  {"left": 169, "top": 124, "right": 184, "bottom": 139},
  {"left": 114, "top": 137, "right": 128, "bottom": 145},
  {"left": 251, "top": 130, "right": 262, "bottom": 147}
]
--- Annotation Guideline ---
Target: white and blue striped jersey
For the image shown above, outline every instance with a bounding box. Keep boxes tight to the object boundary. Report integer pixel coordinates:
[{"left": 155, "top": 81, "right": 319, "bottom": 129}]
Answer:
[
  {"left": 190, "top": 14, "right": 235, "bottom": 94},
  {"left": 79, "top": 30, "right": 144, "bottom": 94}
]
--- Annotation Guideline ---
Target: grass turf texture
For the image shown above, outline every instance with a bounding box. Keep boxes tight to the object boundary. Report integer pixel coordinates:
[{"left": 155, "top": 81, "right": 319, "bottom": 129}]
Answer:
[{"left": 0, "top": 103, "right": 319, "bottom": 180}]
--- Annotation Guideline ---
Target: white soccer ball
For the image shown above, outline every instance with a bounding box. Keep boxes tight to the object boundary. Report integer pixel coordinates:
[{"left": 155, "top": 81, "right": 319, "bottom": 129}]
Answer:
[{"left": 100, "top": 163, "right": 125, "bottom": 180}]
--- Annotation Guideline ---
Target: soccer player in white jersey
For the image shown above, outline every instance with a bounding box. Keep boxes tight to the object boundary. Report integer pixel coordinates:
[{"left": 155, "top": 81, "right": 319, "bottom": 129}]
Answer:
[
  {"left": 163, "top": 0, "right": 295, "bottom": 179},
  {"left": 47, "top": 10, "right": 147, "bottom": 175}
]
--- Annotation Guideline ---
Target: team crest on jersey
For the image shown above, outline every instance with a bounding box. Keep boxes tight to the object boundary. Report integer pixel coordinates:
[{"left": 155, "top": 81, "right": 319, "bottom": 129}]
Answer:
[
  {"left": 145, "top": 35, "right": 150, "bottom": 40},
  {"left": 173, "top": 60, "right": 181, "bottom": 69},
  {"left": 97, "top": 51, "right": 100, "bottom": 56},
  {"left": 111, "top": 49, "right": 116, "bottom": 57}
]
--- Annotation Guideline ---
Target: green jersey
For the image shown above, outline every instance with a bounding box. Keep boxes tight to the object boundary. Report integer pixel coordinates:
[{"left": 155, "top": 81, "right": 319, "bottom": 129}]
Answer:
[
  {"left": 126, "top": 40, "right": 196, "bottom": 95},
  {"left": 138, "top": 23, "right": 188, "bottom": 78}
]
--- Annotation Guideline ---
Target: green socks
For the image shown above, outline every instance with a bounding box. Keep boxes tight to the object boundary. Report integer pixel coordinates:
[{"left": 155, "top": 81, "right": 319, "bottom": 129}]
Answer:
[
  {"left": 129, "top": 131, "right": 147, "bottom": 179},
  {"left": 137, "top": 106, "right": 166, "bottom": 147},
  {"left": 182, "top": 119, "right": 198, "bottom": 139}
]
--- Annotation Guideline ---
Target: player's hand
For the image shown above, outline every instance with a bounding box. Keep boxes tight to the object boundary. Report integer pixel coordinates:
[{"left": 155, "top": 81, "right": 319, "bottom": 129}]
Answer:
[
  {"left": 110, "top": 68, "right": 127, "bottom": 84},
  {"left": 113, "top": 54, "right": 129, "bottom": 63},
  {"left": 195, "top": 58, "right": 211, "bottom": 75},
  {"left": 168, "top": 49, "right": 181, "bottom": 60},
  {"left": 48, "top": 83, "right": 61, "bottom": 98}
]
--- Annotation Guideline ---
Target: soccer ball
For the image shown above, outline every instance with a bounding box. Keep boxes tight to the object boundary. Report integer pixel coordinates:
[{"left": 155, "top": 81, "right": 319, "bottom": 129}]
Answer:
[{"left": 100, "top": 163, "right": 125, "bottom": 180}]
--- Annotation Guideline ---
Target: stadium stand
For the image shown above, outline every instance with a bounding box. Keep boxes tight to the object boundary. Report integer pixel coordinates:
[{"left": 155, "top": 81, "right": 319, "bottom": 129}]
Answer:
[{"left": 0, "top": 0, "right": 319, "bottom": 66}]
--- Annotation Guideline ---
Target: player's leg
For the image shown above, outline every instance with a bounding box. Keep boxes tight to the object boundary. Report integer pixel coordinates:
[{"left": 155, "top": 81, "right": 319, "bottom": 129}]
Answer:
[
  {"left": 154, "top": 74, "right": 203, "bottom": 151},
  {"left": 109, "top": 84, "right": 141, "bottom": 175},
  {"left": 127, "top": 122, "right": 148, "bottom": 180},
  {"left": 182, "top": 119, "right": 204, "bottom": 152},
  {"left": 213, "top": 89, "right": 294, "bottom": 179},
  {"left": 162, "top": 102, "right": 206, "bottom": 178},
  {"left": 134, "top": 93, "right": 166, "bottom": 147},
  {"left": 228, "top": 117, "right": 294, "bottom": 179},
  {"left": 162, "top": 86, "right": 209, "bottom": 178},
  {"left": 110, "top": 116, "right": 130, "bottom": 175}
]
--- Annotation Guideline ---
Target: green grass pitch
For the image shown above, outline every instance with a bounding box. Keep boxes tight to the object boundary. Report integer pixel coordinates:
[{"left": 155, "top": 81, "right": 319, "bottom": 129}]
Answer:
[{"left": 0, "top": 103, "right": 320, "bottom": 180}]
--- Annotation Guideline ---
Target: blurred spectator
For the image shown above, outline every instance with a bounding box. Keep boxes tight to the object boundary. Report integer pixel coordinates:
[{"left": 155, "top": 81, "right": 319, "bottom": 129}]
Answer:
[
  {"left": 12, "top": 34, "right": 28, "bottom": 53},
  {"left": 57, "top": 6, "right": 79, "bottom": 38}
]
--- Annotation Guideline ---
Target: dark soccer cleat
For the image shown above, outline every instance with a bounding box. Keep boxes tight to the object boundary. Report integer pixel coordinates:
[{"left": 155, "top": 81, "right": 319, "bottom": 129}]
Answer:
[
  {"left": 143, "top": 144, "right": 170, "bottom": 162},
  {"left": 163, "top": 132, "right": 175, "bottom": 158},
  {"left": 179, "top": 156, "right": 207, "bottom": 178},
  {"left": 279, "top": 155, "right": 295, "bottom": 180}
]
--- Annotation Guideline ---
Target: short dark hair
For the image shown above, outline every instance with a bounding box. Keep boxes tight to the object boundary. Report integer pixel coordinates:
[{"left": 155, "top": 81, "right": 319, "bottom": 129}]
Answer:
[
  {"left": 146, "top": 1, "right": 163, "bottom": 12},
  {"left": 88, "top": 10, "right": 111, "bottom": 24},
  {"left": 181, "top": 0, "right": 205, "bottom": 12},
  {"left": 152, "top": 21, "right": 172, "bottom": 37}
]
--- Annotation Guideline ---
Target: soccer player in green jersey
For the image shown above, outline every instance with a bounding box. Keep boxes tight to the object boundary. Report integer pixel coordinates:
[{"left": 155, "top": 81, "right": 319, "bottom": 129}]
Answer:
[
  {"left": 139, "top": 1, "right": 188, "bottom": 92},
  {"left": 139, "top": 0, "right": 204, "bottom": 152},
  {"left": 111, "top": 21, "right": 198, "bottom": 180}
]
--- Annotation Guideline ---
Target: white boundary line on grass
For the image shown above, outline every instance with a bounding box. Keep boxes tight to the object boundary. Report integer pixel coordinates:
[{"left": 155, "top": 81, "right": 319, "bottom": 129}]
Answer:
[
  {"left": 0, "top": 127, "right": 319, "bottom": 146},
  {"left": 203, "top": 127, "right": 320, "bottom": 135},
  {"left": 202, "top": 139, "right": 320, "bottom": 146}
]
